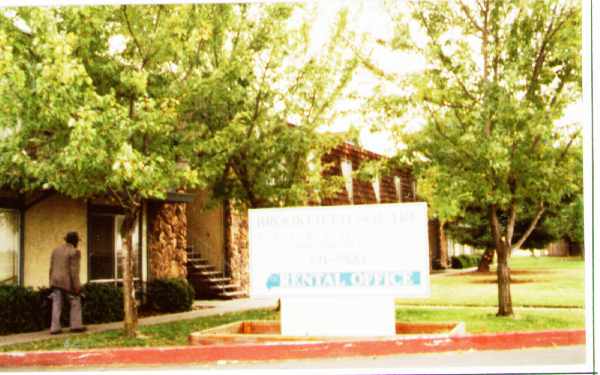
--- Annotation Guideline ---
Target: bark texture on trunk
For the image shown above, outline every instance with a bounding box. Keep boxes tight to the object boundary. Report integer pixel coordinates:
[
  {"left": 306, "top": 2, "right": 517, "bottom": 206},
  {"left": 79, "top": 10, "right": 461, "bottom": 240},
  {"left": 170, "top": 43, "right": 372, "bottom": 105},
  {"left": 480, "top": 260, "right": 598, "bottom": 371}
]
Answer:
[
  {"left": 496, "top": 243, "right": 513, "bottom": 316},
  {"left": 477, "top": 248, "right": 495, "bottom": 272},
  {"left": 489, "top": 204, "right": 513, "bottom": 316},
  {"left": 438, "top": 221, "right": 448, "bottom": 268},
  {"left": 148, "top": 202, "right": 188, "bottom": 280},
  {"left": 121, "top": 211, "right": 139, "bottom": 338}
]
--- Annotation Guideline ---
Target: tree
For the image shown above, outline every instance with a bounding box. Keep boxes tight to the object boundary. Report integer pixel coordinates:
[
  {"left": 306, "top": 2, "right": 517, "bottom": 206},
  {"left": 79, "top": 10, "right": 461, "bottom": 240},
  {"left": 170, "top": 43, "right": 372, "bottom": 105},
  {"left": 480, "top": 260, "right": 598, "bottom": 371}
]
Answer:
[
  {"left": 0, "top": 3, "right": 360, "bottom": 336},
  {"left": 0, "top": 5, "right": 214, "bottom": 337},
  {"left": 445, "top": 188, "right": 581, "bottom": 269},
  {"left": 179, "top": 4, "right": 360, "bottom": 209},
  {"left": 375, "top": 0, "right": 581, "bottom": 315}
]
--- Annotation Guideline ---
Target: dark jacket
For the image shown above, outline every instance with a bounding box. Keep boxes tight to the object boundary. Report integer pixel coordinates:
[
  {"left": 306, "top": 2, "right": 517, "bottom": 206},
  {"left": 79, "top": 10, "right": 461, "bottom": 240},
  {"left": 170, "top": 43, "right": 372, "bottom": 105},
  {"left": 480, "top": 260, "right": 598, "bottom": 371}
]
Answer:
[{"left": 49, "top": 243, "right": 81, "bottom": 294}]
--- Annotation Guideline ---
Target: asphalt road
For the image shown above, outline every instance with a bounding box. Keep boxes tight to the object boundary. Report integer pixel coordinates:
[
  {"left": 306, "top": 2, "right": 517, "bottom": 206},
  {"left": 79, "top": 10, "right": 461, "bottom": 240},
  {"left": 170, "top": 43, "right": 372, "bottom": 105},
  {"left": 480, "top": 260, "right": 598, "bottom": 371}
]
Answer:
[
  {"left": 173, "top": 345, "right": 588, "bottom": 372},
  {"left": 0, "top": 345, "right": 589, "bottom": 374},
  {"left": 3, "top": 345, "right": 586, "bottom": 373}
]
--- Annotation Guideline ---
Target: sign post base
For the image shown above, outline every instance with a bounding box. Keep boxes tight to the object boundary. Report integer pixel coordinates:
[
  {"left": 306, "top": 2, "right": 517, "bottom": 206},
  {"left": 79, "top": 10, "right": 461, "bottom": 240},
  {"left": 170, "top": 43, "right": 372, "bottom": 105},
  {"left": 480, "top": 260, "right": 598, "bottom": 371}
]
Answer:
[{"left": 280, "top": 296, "right": 396, "bottom": 337}]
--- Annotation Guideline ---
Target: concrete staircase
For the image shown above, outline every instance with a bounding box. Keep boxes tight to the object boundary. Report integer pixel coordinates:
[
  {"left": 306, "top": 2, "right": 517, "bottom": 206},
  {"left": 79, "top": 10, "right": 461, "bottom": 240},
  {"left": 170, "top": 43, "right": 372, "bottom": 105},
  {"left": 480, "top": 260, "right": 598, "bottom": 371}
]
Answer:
[{"left": 186, "top": 246, "right": 247, "bottom": 300}]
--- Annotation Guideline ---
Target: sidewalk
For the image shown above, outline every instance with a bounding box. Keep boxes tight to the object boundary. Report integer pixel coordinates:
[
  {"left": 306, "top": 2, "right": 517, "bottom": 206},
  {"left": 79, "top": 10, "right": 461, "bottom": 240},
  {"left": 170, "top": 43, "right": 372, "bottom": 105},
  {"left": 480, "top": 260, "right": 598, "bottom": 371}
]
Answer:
[{"left": 0, "top": 298, "right": 279, "bottom": 348}]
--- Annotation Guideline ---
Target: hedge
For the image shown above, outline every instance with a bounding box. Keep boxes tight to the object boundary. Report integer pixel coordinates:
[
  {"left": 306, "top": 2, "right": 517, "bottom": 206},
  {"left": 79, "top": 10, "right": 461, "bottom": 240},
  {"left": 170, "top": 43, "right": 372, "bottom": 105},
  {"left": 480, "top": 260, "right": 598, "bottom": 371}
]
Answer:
[
  {"left": 144, "top": 278, "right": 195, "bottom": 313},
  {"left": 0, "top": 283, "right": 124, "bottom": 335},
  {"left": 450, "top": 254, "right": 481, "bottom": 269}
]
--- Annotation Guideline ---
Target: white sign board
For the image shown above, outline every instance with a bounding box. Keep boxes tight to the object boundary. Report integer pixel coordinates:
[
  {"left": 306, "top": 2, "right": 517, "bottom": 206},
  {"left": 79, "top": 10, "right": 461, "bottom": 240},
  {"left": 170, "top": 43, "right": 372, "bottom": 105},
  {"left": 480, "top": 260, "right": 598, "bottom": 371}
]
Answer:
[{"left": 249, "top": 202, "right": 431, "bottom": 298}]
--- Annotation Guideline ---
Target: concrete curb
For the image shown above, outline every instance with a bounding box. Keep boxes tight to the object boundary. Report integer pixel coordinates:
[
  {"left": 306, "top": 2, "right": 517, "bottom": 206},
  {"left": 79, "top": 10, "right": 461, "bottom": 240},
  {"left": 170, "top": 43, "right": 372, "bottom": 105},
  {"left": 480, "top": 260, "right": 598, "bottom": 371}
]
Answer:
[{"left": 0, "top": 329, "right": 585, "bottom": 367}]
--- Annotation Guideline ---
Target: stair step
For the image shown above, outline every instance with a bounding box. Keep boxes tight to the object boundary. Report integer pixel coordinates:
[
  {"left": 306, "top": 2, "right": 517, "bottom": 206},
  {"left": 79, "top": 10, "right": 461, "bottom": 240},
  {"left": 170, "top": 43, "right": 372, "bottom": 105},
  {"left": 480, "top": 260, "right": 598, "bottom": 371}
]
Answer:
[
  {"left": 206, "top": 277, "right": 232, "bottom": 284},
  {"left": 189, "top": 264, "right": 214, "bottom": 270},
  {"left": 191, "top": 270, "right": 222, "bottom": 278},
  {"left": 209, "top": 283, "right": 240, "bottom": 291},
  {"left": 219, "top": 290, "right": 247, "bottom": 299},
  {"left": 187, "top": 257, "right": 209, "bottom": 264}
]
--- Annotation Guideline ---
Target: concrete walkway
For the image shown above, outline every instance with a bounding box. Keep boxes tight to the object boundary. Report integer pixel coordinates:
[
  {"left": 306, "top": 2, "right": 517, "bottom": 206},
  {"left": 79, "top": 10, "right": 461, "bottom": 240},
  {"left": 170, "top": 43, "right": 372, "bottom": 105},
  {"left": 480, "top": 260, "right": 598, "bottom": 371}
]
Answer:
[{"left": 0, "top": 298, "right": 278, "bottom": 348}]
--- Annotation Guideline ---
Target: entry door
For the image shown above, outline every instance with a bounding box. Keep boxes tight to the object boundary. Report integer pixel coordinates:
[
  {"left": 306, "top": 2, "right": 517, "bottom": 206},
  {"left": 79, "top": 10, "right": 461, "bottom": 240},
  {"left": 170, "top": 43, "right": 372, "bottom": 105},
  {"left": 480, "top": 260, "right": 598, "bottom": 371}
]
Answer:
[{"left": 89, "top": 214, "right": 115, "bottom": 280}]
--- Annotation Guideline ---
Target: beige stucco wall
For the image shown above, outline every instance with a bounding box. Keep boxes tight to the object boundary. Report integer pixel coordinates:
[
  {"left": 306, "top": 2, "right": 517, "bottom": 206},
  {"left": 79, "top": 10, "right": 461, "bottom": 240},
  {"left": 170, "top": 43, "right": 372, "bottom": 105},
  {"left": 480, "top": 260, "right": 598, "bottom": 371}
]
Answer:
[
  {"left": 24, "top": 195, "right": 87, "bottom": 288},
  {"left": 186, "top": 190, "right": 225, "bottom": 273}
]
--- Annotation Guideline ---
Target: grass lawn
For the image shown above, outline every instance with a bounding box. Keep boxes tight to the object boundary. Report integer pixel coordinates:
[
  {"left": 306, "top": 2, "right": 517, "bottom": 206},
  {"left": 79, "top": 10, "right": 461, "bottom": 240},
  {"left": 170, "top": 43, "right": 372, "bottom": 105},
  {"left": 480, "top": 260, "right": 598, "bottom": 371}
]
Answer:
[
  {"left": 0, "top": 256, "right": 585, "bottom": 353},
  {"left": 0, "top": 305, "right": 585, "bottom": 352},
  {"left": 398, "top": 256, "right": 585, "bottom": 308},
  {"left": 0, "top": 309, "right": 279, "bottom": 353},
  {"left": 396, "top": 306, "right": 584, "bottom": 333}
]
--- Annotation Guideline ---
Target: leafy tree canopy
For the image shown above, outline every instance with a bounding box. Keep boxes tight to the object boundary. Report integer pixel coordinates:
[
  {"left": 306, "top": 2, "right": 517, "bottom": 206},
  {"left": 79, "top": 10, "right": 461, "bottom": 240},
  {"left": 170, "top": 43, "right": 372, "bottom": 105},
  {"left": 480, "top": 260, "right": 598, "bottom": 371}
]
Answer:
[
  {"left": 367, "top": 0, "right": 581, "bottom": 315},
  {"left": 178, "top": 4, "right": 360, "bottom": 208}
]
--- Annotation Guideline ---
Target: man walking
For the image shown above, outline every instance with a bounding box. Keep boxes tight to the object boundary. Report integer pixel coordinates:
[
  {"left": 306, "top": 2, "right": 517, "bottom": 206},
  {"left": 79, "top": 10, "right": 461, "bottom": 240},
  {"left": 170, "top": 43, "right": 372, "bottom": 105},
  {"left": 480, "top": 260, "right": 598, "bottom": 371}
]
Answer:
[{"left": 49, "top": 231, "right": 86, "bottom": 334}]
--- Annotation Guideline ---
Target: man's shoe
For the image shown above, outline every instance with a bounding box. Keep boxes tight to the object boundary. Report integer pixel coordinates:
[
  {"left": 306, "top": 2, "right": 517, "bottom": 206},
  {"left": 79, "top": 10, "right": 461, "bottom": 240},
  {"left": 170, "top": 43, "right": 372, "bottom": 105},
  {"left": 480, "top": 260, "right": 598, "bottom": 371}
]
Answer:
[
  {"left": 70, "top": 327, "right": 87, "bottom": 333},
  {"left": 50, "top": 330, "right": 62, "bottom": 335}
]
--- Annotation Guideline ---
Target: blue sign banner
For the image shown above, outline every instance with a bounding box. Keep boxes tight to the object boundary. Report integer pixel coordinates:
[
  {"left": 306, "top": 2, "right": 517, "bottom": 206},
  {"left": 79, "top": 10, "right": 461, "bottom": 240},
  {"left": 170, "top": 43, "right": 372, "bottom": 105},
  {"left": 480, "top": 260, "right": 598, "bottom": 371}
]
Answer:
[{"left": 266, "top": 271, "right": 421, "bottom": 290}]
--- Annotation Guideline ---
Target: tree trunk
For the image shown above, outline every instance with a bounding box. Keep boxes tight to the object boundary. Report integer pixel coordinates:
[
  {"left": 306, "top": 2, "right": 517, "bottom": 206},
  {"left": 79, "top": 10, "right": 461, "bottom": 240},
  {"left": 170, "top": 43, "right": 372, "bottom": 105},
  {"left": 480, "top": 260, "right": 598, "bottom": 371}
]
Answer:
[
  {"left": 121, "top": 209, "right": 139, "bottom": 338},
  {"left": 438, "top": 221, "right": 448, "bottom": 268},
  {"left": 496, "top": 242, "right": 513, "bottom": 316},
  {"left": 489, "top": 204, "right": 513, "bottom": 316},
  {"left": 477, "top": 248, "right": 495, "bottom": 272}
]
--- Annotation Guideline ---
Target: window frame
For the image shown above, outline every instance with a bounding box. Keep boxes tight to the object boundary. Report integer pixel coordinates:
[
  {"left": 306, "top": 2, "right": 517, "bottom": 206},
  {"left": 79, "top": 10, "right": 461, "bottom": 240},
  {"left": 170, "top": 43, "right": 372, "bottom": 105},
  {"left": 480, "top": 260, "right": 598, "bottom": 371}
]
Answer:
[
  {"left": 87, "top": 205, "right": 143, "bottom": 285},
  {"left": 0, "top": 207, "right": 22, "bottom": 285}
]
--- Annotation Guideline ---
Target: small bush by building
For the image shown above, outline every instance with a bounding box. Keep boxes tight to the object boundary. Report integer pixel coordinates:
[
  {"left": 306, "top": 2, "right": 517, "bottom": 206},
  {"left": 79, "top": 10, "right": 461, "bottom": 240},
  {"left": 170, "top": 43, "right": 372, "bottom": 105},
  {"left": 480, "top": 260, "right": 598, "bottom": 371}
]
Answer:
[
  {"left": 0, "top": 283, "right": 125, "bottom": 335},
  {"left": 451, "top": 254, "right": 481, "bottom": 269},
  {"left": 0, "top": 285, "right": 47, "bottom": 334},
  {"left": 144, "top": 278, "right": 195, "bottom": 313},
  {"left": 80, "top": 283, "right": 124, "bottom": 324}
]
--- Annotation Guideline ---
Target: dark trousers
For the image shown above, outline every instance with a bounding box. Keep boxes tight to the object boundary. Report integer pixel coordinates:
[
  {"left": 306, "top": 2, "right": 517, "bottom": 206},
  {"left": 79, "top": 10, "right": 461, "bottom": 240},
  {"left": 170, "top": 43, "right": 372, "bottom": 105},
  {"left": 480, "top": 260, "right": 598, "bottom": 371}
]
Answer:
[{"left": 50, "top": 288, "right": 83, "bottom": 333}]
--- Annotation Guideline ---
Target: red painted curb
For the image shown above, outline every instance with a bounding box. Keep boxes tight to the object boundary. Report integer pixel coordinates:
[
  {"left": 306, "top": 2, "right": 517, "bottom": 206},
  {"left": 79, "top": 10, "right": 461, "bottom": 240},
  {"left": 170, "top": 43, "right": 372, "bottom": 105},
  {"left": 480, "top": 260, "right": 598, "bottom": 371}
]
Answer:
[{"left": 0, "top": 329, "right": 585, "bottom": 367}]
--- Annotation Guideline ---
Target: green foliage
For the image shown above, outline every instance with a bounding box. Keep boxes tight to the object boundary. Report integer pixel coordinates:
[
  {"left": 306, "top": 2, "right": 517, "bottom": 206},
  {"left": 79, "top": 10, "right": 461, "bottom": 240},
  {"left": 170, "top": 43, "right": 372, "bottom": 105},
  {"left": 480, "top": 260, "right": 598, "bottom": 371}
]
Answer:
[
  {"left": 144, "top": 278, "right": 195, "bottom": 313},
  {"left": 450, "top": 254, "right": 481, "bottom": 269},
  {"left": 178, "top": 3, "right": 360, "bottom": 208},
  {"left": 0, "top": 285, "right": 47, "bottom": 334},
  {"left": 0, "top": 7, "right": 199, "bottom": 201},
  {"left": 372, "top": 0, "right": 582, "bottom": 256},
  {"left": 80, "top": 283, "right": 124, "bottom": 324},
  {"left": 446, "top": 203, "right": 568, "bottom": 250},
  {"left": 0, "top": 4, "right": 358, "bottom": 335},
  {"left": 0, "top": 2, "right": 358, "bottom": 209},
  {"left": 0, "top": 284, "right": 125, "bottom": 334}
]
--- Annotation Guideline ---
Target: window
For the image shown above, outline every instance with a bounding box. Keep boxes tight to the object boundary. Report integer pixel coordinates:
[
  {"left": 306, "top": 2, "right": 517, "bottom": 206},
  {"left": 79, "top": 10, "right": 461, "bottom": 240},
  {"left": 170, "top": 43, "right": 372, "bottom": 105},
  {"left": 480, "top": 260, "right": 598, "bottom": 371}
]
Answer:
[
  {"left": 394, "top": 176, "right": 402, "bottom": 202},
  {"left": 89, "top": 211, "right": 140, "bottom": 282},
  {"left": 0, "top": 209, "right": 20, "bottom": 284},
  {"left": 340, "top": 158, "right": 353, "bottom": 204}
]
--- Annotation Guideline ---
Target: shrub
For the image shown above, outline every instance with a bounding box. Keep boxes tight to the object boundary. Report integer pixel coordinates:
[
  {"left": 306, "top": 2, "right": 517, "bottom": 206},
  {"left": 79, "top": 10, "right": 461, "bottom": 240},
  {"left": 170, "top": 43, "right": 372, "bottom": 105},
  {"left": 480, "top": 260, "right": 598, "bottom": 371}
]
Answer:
[
  {"left": 0, "top": 283, "right": 124, "bottom": 335},
  {"left": 451, "top": 254, "right": 481, "bottom": 269},
  {"left": 0, "top": 285, "right": 46, "bottom": 334},
  {"left": 41, "top": 284, "right": 123, "bottom": 326},
  {"left": 81, "top": 283, "right": 124, "bottom": 324},
  {"left": 145, "top": 278, "right": 195, "bottom": 313}
]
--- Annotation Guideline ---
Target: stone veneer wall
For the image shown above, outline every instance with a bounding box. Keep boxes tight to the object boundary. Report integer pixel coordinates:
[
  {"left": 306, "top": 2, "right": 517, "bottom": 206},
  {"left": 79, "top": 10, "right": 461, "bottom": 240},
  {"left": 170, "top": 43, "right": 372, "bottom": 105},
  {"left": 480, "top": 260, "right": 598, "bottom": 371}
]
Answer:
[
  {"left": 148, "top": 202, "right": 188, "bottom": 280},
  {"left": 224, "top": 200, "right": 249, "bottom": 293}
]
